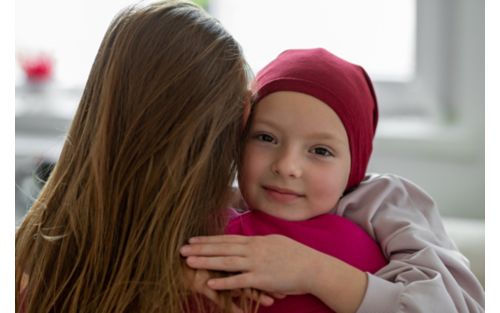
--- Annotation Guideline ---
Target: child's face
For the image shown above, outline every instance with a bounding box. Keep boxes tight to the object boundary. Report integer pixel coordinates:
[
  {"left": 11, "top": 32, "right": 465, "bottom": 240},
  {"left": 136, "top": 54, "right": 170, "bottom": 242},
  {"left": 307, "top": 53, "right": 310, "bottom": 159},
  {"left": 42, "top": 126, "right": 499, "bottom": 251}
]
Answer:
[{"left": 238, "top": 91, "right": 351, "bottom": 221}]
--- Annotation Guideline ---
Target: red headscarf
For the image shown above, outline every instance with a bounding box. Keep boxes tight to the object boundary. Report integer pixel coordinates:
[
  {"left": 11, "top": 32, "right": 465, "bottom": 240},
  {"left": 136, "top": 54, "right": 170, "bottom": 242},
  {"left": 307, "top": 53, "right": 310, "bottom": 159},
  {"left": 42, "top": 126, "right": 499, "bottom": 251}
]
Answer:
[{"left": 252, "top": 48, "right": 378, "bottom": 191}]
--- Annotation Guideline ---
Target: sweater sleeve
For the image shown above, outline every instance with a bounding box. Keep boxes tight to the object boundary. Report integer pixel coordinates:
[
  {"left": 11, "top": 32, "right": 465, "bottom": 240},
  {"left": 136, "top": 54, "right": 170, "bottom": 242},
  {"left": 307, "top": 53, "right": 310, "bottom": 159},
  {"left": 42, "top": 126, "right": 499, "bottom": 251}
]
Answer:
[{"left": 336, "top": 174, "right": 484, "bottom": 313}]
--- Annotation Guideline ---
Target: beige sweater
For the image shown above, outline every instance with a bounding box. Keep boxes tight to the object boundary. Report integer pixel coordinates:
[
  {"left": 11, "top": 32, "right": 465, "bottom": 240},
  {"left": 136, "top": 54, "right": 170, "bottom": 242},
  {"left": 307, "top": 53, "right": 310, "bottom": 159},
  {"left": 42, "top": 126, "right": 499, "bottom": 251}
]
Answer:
[{"left": 336, "top": 174, "right": 484, "bottom": 313}]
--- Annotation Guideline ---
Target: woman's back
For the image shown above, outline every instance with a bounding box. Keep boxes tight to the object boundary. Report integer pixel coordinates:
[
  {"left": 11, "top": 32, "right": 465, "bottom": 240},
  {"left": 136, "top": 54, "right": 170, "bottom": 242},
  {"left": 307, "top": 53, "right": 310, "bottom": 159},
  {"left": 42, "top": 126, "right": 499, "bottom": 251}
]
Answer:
[{"left": 15, "top": 1, "right": 249, "bottom": 312}]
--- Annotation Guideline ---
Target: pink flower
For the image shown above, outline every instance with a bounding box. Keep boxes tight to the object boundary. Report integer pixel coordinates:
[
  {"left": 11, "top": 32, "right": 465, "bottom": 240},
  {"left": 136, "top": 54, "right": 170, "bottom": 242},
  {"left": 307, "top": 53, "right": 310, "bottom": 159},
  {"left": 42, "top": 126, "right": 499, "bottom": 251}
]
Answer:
[{"left": 19, "top": 54, "right": 53, "bottom": 82}]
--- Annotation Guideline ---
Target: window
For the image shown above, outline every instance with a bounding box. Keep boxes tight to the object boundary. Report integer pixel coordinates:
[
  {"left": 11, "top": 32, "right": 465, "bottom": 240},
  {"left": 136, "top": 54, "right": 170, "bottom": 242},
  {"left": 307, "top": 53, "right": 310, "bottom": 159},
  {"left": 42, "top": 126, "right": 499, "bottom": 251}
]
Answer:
[
  {"left": 209, "top": 0, "right": 464, "bottom": 121},
  {"left": 16, "top": 0, "right": 483, "bottom": 125},
  {"left": 210, "top": 0, "right": 416, "bottom": 82},
  {"left": 15, "top": 0, "right": 140, "bottom": 88}
]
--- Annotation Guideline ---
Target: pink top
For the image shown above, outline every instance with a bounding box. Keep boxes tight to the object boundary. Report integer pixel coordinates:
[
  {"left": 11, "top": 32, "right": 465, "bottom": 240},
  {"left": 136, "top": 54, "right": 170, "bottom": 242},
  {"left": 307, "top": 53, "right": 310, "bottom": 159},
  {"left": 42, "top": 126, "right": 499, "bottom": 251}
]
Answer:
[{"left": 226, "top": 209, "right": 387, "bottom": 313}]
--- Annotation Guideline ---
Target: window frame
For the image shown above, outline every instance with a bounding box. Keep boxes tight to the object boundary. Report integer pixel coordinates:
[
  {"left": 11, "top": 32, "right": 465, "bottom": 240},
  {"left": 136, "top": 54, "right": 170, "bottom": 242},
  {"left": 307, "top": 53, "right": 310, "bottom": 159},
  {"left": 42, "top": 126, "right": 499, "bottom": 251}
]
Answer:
[{"left": 374, "top": 0, "right": 484, "bottom": 162}]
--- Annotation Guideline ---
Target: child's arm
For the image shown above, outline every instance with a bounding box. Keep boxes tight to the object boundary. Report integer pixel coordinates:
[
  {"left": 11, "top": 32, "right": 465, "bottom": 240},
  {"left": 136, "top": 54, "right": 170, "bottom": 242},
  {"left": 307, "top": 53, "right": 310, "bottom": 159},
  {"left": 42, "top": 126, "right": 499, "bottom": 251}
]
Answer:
[
  {"left": 337, "top": 173, "right": 485, "bottom": 313},
  {"left": 181, "top": 234, "right": 370, "bottom": 313},
  {"left": 182, "top": 173, "right": 484, "bottom": 312}
]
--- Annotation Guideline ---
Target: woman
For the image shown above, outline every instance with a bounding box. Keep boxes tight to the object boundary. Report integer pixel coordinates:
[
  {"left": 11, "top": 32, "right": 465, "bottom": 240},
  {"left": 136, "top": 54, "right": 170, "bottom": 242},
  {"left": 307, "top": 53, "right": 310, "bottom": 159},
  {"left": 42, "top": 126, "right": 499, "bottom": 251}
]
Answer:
[{"left": 15, "top": 1, "right": 253, "bottom": 312}]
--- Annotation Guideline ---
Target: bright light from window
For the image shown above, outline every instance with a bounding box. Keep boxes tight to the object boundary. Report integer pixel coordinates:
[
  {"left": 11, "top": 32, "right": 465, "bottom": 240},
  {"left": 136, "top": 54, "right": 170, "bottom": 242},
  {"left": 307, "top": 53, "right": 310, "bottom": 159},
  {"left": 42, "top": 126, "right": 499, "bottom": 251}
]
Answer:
[
  {"left": 15, "top": 0, "right": 415, "bottom": 87},
  {"left": 210, "top": 0, "right": 416, "bottom": 81},
  {"left": 15, "top": 0, "right": 140, "bottom": 87}
]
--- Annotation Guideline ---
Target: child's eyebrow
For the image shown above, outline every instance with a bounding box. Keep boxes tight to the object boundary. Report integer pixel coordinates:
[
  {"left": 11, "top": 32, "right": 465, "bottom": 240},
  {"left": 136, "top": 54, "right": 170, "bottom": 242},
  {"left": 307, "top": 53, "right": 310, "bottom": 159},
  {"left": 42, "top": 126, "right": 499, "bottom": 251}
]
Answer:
[
  {"left": 251, "top": 118, "right": 280, "bottom": 129},
  {"left": 307, "top": 132, "right": 348, "bottom": 145}
]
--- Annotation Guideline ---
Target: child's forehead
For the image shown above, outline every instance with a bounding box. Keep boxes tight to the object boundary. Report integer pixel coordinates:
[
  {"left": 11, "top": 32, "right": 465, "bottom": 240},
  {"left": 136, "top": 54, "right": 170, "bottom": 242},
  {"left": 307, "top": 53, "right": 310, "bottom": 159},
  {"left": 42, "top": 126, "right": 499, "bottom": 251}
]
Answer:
[
  {"left": 252, "top": 91, "right": 348, "bottom": 140},
  {"left": 254, "top": 91, "right": 339, "bottom": 116}
]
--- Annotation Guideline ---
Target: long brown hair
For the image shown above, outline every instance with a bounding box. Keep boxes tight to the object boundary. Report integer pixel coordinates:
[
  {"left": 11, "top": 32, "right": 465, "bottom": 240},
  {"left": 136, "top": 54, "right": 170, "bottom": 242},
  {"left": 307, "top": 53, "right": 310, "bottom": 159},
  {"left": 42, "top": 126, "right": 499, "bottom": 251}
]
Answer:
[{"left": 15, "top": 1, "right": 250, "bottom": 312}]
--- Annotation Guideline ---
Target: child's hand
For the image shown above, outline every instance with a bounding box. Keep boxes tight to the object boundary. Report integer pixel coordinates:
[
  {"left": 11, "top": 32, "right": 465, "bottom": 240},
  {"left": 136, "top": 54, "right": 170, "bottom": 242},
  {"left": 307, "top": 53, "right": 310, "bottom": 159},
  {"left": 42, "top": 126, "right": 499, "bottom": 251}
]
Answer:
[
  {"left": 180, "top": 234, "right": 324, "bottom": 296},
  {"left": 182, "top": 265, "right": 240, "bottom": 312},
  {"left": 182, "top": 263, "right": 277, "bottom": 312}
]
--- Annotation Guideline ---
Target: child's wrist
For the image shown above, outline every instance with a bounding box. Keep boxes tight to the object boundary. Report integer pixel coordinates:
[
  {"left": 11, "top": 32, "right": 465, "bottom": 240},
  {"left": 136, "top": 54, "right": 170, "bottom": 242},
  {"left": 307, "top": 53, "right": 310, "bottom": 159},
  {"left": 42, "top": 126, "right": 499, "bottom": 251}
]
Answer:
[
  {"left": 307, "top": 253, "right": 368, "bottom": 313},
  {"left": 304, "top": 250, "right": 335, "bottom": 295}
]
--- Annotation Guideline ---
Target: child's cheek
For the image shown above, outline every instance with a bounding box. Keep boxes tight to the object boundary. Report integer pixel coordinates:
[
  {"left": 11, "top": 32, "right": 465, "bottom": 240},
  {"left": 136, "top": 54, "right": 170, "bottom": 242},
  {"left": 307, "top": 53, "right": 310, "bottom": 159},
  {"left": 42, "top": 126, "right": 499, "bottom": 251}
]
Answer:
[
  {"left": 310, "top": 173, "right": 344, "bottom": 210},
  {"left": 239, "top": 146, "right": 264, "bottom": 192}
]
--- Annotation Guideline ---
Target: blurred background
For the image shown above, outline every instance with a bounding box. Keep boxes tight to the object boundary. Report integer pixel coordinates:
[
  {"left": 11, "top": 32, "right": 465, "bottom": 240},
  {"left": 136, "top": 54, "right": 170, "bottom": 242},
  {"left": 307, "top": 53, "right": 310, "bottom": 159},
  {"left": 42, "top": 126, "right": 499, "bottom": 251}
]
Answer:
[{"left": 15, "top": 0, "right": 484, "bottom": 284}]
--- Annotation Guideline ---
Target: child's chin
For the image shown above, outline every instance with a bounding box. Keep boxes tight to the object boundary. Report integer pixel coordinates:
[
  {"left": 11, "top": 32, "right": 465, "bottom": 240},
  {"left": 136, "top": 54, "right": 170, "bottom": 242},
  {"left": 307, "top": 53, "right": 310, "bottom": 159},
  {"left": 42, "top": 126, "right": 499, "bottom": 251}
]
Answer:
[{"left": 257, "top": 208, "right": 310, "bottom": 222}]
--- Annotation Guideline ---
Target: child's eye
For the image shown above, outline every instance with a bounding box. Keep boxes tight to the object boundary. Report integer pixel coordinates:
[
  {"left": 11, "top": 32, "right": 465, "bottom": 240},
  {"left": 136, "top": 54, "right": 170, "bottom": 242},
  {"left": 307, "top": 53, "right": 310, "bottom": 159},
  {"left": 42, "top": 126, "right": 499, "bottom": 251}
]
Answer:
[
  {"left": 255, "top": 133, "right": 275, "bottom": 143},
  {"left": 311, "top": 147, "right": 333, "bottom": 157}
]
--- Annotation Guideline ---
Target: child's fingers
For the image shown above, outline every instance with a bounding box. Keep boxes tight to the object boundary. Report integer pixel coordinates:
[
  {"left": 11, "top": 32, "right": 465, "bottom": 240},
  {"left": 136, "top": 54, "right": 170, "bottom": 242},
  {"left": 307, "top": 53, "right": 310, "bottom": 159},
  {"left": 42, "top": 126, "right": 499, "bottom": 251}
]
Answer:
[
  {"left": 200, "top": 286, "right": 219, "bottom": 303},
  {"left": 270, "top": 292, "right": 286, "bottom": 299},
  {"left": 207, "top": 273, "right": 254, "bottom": 290},
  {"left": 203, "top": 288, "right": 244, "bottom": 313},
  {"left": 246, "top": 289, "right": 275, "bottom": 307},
  {"left": 229, "top": 302, "right": 244, "bottom": 313},
  {"left": 180, "top": 243, "right": 247, "bottom": 257},
  {"left": 182, "top": 266, "right": 246, "bottom": 313},
  {"left": 192, "top": 276, "right": 244, "bottom": 313},
  {"left": 186, "top": 256, "right": 249, "bottom": 272},
  {"left": 257, "top": 292, "right": 275, "bottom": 306},
  {"left": 231, "top": 288, "right": 275, "bottom": 307},
  {"left": 189, "top": 235, "right": 250, "bottom": 244}
]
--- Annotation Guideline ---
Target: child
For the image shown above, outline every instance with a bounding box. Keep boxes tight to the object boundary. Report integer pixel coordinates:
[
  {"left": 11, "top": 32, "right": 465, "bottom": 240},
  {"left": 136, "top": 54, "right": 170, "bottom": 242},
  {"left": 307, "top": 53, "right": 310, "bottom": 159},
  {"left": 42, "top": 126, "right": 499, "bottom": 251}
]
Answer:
[
  {"left": 180, "top": 48, "right": 485, "bottom": 312},
  {"left": 15, "top": 1, "right": 256, "bottom": 312}
]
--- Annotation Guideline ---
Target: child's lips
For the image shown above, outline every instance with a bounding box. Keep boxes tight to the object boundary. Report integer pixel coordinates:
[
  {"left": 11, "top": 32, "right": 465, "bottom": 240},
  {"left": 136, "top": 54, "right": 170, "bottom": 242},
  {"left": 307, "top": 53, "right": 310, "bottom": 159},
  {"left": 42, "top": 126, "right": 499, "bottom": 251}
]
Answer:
[{"left": 262, "top": 185, "right": 304, "bottom": 203}]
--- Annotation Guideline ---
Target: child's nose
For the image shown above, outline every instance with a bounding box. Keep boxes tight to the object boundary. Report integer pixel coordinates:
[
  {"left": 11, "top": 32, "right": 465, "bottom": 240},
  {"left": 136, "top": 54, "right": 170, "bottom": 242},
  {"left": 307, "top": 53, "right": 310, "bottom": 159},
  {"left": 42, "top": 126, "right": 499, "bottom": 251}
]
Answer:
[{"left": 271, "top": 150, "right": 302, "bottom": 178}]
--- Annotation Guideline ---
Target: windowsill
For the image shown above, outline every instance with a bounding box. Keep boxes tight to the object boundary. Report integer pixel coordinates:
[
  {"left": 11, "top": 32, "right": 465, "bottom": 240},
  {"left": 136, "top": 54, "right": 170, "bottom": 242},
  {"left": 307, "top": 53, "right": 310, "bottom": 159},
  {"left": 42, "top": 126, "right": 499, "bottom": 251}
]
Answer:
[
  {"left": 374, "top": 117, "right": 484, "bottom": 162},
  {"left": 15, "top": 84, "right": 483, "bottom": 163}
]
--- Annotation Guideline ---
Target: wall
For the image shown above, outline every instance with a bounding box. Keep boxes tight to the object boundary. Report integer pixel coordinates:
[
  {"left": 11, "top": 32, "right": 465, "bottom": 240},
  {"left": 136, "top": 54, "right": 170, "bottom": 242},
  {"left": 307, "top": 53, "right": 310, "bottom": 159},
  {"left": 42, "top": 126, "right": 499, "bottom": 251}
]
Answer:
[{"left": 368, "top": 0, "right": 484, "bottom": 220}]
